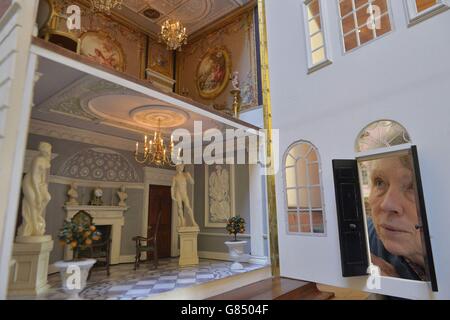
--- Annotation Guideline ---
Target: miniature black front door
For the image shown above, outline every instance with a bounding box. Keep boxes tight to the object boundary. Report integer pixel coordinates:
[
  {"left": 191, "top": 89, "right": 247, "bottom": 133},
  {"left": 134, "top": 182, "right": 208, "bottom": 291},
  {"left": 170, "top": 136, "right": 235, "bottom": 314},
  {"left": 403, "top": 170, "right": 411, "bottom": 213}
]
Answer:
[{"left": 332, "top": 159, "right": 369, "bottom": 277}]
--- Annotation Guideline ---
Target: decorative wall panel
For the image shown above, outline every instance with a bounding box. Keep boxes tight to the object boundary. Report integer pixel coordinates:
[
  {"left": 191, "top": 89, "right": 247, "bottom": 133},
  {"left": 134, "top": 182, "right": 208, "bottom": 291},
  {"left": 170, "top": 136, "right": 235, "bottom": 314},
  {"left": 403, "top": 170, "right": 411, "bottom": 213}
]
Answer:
[
  {"left": 58, "top": 147, "right": 139, "bottom": 182},
  {"left": 40, "top": 0, "right": 147, "bottom": 78},
  {"left": 178, "top": 9, "right": 259, "bottom": 113}
]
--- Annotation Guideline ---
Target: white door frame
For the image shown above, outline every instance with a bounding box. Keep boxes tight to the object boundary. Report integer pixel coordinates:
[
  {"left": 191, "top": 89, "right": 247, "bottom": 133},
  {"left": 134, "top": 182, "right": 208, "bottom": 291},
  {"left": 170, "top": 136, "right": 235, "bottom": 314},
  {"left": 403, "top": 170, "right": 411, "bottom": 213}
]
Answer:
[{"left": 0, "top": 0, "right": 40, "bottom": 299}]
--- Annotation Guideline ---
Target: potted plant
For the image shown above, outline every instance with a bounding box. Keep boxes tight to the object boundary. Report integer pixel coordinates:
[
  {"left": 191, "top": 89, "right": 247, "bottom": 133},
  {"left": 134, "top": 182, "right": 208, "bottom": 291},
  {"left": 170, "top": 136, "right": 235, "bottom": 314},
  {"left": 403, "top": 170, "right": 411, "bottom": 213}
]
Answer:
[
  {"left": 224, "top": 216, "right": 248, "bottom": 270},
  {"left": 54, "top": 212, "right": 102, "bottom": 299}
]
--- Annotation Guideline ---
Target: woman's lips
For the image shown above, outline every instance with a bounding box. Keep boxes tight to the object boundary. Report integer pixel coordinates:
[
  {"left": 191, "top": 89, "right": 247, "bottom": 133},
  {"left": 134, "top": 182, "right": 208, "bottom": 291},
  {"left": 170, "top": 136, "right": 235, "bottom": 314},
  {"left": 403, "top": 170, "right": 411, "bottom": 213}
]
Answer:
[{"left": 380, "top": 223, "right": 409, "bottom": 234}]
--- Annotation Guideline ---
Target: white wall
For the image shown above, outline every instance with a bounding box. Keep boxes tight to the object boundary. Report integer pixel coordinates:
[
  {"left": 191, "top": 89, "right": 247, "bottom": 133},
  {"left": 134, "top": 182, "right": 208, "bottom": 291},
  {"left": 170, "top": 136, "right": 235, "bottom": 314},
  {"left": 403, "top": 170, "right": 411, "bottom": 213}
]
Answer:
[
  {"left": 265, "top": 0, "right": 450, "bottom": 299},
  {"left": 240, "top": 106, "right": 264, "bottom": 129}
]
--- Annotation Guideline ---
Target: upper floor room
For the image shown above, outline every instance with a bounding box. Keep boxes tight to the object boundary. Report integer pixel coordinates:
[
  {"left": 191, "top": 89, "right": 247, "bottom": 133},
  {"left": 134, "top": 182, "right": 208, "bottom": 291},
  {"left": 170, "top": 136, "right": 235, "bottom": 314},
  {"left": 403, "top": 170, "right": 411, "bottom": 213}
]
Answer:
[{"left": 33, "top": 0, "right": 263, "bottom": 119}]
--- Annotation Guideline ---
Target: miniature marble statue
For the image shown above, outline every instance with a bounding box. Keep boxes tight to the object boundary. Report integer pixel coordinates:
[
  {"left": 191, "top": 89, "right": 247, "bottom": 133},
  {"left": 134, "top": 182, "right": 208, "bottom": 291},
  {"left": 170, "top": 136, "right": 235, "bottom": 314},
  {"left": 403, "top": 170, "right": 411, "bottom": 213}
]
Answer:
[
  {"left": 171, "top": 164, "right": 197, "bottom": 227},
  {"left": 209, "top": 165, "right": 231, "bottom": 222},
  {"left": 17, "top": 142, "right": 52, "bottom": 237},
  {"left": 231, "top": 71, "right": 240, "bottom": 91},
  {"left": 66, "top": 182, "right": 79, "bottom": 205},
  {"left": 117, "top": 185, "right": 128, "bottom": 207}
]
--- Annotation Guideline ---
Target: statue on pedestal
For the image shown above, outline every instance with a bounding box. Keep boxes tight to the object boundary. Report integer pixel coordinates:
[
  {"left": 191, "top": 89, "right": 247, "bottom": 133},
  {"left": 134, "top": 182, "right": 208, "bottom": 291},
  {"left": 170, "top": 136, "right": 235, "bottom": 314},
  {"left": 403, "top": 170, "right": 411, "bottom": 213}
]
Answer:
[
  {"left": 230, "top": 71, "right": 241, "bottom": 118},
  {"left": 171, "top": 164, "right": 197, "bottom": 228},
  {"left": 117, "top": 185, "right": 128, "bottom": 207},
  {"left": 66, "top": 182, "right": 79, "bottom": 206},
  {"left": 231, "top": 71, "right": 240, "bottom": 91},
  {"left": 17, "top": 142, "right": 52, "bottom": 238}
]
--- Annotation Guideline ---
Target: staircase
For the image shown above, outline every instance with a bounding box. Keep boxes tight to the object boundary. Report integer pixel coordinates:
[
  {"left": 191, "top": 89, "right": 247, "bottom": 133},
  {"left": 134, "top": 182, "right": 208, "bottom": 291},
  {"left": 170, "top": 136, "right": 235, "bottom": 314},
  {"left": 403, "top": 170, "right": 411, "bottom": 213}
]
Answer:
[{"left": 207, "top": 277, "right": 334, "bottom": 300}]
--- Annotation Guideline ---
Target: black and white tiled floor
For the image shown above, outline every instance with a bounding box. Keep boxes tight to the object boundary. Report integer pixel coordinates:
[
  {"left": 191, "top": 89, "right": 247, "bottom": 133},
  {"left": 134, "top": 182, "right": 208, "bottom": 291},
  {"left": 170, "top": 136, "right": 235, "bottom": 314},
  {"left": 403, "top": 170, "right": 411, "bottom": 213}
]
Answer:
[{"left": 13, "top": 258, "right": 264, "bottom": 300}]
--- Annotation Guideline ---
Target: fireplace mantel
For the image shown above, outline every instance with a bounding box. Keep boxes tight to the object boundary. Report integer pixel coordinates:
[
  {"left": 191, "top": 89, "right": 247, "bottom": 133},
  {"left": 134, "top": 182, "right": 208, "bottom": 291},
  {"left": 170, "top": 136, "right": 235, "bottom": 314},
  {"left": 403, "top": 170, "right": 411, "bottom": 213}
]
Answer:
[{"left": 63, "top": 205, "right": 128, "bottom": 264}]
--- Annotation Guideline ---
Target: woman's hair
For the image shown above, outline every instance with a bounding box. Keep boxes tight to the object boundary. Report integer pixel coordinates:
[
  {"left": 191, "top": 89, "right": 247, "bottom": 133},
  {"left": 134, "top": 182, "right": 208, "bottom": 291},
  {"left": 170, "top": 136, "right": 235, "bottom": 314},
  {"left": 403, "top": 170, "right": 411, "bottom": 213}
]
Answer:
[{"left": 364, "top": 154, "right": 412, "bottom": 175}]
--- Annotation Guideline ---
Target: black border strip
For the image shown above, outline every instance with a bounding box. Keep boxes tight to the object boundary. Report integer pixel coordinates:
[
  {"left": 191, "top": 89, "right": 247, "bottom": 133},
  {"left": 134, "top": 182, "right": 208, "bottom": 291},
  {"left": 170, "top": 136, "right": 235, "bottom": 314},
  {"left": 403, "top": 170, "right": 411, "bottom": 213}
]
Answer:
[{"left": 411, "top": 145, "right": 438, "bottom": 292}]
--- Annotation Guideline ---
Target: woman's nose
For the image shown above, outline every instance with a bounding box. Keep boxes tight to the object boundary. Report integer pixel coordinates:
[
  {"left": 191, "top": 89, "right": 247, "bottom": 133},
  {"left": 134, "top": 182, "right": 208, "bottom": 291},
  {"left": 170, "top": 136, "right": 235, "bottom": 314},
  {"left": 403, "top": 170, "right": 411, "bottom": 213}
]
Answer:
[{"left": 379, "top": 187, "right": 403, "bottom": 215}]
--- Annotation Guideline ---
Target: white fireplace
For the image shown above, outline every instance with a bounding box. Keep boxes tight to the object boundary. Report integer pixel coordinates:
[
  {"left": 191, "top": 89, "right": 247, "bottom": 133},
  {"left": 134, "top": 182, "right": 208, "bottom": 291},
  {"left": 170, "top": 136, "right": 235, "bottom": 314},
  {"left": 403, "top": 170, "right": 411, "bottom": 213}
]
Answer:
[{"left": 63, "top": 205, "right": 128, "bottom": 264}]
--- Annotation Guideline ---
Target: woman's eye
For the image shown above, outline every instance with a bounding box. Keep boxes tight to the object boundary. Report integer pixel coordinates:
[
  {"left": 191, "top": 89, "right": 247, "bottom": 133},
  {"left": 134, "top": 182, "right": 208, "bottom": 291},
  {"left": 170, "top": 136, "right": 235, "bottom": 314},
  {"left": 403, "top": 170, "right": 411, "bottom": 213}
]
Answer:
[{"left": 374, "top": 178, "right": 386, "bottom": 189}]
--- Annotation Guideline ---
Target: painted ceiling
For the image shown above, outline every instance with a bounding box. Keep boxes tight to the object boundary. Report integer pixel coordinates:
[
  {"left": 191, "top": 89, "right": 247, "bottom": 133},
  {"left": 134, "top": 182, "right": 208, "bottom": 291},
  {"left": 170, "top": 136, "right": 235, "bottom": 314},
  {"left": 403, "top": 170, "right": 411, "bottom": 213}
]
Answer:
[
  {"left": 32, "top": 57, "right": 230, "bottom": 142},
  {"left": 116, "top": 0, "right": 252, "bottom": 36}
]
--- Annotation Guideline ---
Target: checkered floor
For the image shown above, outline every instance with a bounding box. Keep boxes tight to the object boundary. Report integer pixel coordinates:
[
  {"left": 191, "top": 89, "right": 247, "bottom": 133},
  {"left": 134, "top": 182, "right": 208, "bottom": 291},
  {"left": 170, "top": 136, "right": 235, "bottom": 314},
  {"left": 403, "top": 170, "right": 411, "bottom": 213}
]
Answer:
[{"left": 12, "top": 258, "right": 265, "bottom": 300}]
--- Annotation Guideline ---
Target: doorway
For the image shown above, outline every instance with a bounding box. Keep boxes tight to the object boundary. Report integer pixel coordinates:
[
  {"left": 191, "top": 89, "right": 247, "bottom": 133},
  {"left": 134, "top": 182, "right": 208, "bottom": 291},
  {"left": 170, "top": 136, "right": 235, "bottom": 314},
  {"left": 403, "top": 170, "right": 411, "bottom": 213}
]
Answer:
[{"left": 148, "top": 185, "right": 172, "bottom": 260}]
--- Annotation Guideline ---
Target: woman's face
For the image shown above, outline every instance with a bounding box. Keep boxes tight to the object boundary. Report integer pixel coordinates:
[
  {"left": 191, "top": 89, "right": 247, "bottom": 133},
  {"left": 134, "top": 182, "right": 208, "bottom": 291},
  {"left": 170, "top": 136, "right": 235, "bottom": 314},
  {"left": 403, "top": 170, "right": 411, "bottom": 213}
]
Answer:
[{"left": 368, "top": 157, "right": 424, "bottom": 262}]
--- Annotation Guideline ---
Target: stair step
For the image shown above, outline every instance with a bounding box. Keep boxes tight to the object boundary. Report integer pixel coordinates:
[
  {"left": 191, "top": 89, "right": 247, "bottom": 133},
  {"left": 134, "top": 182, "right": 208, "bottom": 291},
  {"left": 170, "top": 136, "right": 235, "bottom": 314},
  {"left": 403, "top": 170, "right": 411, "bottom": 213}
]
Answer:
[{"left": 207, "top": 277, "right": 334, "bottom": 300}]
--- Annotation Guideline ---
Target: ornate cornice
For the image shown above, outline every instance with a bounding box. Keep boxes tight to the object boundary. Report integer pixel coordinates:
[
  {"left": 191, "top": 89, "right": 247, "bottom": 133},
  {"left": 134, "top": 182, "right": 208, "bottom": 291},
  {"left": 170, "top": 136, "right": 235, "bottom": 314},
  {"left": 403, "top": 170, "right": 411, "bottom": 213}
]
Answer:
[{"left": 29, "top": 119, "right": 137, "bottom": 151}]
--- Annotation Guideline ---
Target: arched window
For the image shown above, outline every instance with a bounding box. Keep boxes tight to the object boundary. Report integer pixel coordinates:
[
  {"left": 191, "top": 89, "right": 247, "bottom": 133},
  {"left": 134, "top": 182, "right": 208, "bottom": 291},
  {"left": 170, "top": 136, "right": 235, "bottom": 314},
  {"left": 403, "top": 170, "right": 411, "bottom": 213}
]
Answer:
[
  {"left": 283, "top": 141, "right": 325, "bottom": 235},
  {"left": 355, "top": 120, "right": 411, "bottom": 153}
]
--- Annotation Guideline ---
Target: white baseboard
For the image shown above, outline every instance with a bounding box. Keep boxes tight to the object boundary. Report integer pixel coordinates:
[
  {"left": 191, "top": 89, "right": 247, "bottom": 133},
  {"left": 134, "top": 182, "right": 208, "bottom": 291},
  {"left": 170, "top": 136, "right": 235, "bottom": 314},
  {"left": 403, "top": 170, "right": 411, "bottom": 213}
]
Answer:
[
  {"left": 48, "top": 264, "right": 58, "bottom": 275},
  {"left": 248, "top": 255, "right": 269, "bottom": 265},
  {"left": 119, "top": 255, "right": 135, "bottom": 264},
  {"left": 198, "top": 251, "right": 231, "bottom": 261},
  {"left": 198, "top": 251, "right": 269, "bottom": 265}
]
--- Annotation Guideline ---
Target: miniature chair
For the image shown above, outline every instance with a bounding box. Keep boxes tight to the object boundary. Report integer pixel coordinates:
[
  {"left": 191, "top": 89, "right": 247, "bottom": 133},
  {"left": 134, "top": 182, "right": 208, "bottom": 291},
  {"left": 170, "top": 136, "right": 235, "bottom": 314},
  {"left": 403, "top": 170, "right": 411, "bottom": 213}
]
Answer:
[
  {"left": 83, "top": 225, "right": 112, "bottom": 279},
  {"left": 132, "top": 209, "right": 163, "bottom": 270},
  {"left": 72, "top": 211, "right": 111, "bottom": 278}
]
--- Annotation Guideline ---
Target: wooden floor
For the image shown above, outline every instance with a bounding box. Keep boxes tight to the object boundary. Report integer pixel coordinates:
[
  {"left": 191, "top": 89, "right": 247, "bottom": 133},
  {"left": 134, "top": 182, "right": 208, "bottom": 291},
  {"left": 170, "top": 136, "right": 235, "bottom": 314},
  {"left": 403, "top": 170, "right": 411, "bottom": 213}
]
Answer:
[
  {"left": 207, "top": 277, "right": 335, "bottom": 300},
  {"left": 316, "top": 284, "right": 371, "bottom": 300}
]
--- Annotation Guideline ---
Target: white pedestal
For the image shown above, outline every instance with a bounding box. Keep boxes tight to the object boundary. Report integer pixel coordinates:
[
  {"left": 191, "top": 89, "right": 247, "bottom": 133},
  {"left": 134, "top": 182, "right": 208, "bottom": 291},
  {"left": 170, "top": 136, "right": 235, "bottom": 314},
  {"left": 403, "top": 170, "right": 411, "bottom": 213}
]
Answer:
[
  {"left": 8, "top": 237, "right": 54, "bottom": 297},
  {"left": 225, "top": 240, "right": 249, "bottom": 270},
  {"left": 54, "top": 259, "right": 96, "bottom": 300},
  {"left": 178, "top": 226, "right": 200, "bottom": 266}
]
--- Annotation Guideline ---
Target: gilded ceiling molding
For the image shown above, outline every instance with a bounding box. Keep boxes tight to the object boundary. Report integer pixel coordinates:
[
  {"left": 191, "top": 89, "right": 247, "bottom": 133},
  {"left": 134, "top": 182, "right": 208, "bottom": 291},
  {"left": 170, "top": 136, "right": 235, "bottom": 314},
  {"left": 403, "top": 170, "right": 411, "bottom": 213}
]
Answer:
[
  {"left": 34, "top": 74, "right": 155, "bottom": 133},
  {"left": 29, "top": 119, "right": 137, "bottom": 152},
  {"left": 189, "top": 0, "right": 257, "bottom": 42},
  {"left": 73, "top": 0, "right": 156, "bottom": 39}
]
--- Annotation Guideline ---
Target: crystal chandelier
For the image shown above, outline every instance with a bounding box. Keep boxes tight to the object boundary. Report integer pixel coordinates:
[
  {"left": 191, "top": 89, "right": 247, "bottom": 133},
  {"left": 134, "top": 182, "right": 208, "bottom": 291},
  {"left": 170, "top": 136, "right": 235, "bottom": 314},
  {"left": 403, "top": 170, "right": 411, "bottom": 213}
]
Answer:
[
  {"left": 134, "top": 119, "right": 175, "bottom": 167},
  {"left": 159, "top": 19, "right": 188, "bottom": 51},
  {"left": 90, "top": 0, "right": 122, "bottom": 14}
]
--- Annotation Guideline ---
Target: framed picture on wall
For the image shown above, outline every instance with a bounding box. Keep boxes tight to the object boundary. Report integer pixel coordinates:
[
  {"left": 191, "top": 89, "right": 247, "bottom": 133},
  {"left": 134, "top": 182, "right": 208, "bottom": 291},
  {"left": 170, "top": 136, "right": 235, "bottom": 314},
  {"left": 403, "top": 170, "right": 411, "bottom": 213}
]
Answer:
[
  {"left": 196, "top": 47, "right": 232, "bottom": 100},
  {"left": 204, "top": 164, "right": 235, "bottom": 228},
  {"left": 148, "top": 42, "right": 174, "bottom": 78},
  {"left": 80, "top": 31, "right": 126, "bottom": 72}
]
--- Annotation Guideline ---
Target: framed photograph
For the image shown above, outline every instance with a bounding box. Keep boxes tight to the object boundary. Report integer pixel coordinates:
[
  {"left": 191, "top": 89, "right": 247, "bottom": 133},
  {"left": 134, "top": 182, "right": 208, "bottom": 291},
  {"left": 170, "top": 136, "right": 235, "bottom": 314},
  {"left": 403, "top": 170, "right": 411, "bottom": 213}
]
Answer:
[
  {"left": 196, "top": 47, "right": 232, "bottom": 100},
  {"left": 204, "top": 164, "right": 235, "bottom": 228},
  {"left": 80, "top": 31, "right": 126, "bottom": 72}
]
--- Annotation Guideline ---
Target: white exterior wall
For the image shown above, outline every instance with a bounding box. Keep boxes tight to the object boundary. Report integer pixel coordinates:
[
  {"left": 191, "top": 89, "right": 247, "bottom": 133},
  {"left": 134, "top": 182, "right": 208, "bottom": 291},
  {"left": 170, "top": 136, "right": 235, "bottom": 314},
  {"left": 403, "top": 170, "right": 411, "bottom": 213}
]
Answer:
[{"left": 265, "top": 0, "right": 450, "bottom": 299}]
